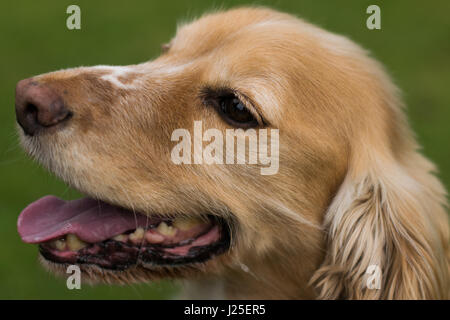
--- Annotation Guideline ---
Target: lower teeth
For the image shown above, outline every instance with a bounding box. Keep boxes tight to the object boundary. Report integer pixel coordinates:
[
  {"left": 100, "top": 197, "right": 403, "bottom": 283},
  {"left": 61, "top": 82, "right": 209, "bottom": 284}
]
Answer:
[
  {"left": 49, "top": 217, "right": 204, "bottom": 251},
  {"left": 54, "top": 239, "right": 66, "bottom": 251},
  {"left": 112, "top": 234, "right": 128, "bottom": 242},
  {"left": 128, "top": 227, "right": 145, "bottom": 243},
  {"left": 66, "top": 234, "right": 87, "bottom": 251},
  {"left": 172, "top": 216, "right": 203, "bottom": 230},
  {"left": 157, "top": 222, "right": 177, "bottom": 236}
]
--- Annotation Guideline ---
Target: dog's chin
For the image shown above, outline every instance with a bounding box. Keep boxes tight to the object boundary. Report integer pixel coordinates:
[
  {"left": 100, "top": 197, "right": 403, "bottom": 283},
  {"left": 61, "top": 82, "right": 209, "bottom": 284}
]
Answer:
[{"left": 38, "top": 253, "right": 229, "bottom": 285}]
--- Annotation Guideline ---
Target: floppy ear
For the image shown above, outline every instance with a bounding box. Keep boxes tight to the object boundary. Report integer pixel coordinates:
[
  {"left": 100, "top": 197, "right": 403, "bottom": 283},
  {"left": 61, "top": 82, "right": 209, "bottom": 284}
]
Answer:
[{"left": 311, "top": 151, "right": 449, "bottom": 299}]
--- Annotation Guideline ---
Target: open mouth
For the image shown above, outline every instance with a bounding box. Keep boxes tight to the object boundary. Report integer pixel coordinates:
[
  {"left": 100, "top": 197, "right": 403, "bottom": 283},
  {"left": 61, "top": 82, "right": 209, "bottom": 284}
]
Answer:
[{"left": 17, "top": 196, "right": 230, "bottom": 270}]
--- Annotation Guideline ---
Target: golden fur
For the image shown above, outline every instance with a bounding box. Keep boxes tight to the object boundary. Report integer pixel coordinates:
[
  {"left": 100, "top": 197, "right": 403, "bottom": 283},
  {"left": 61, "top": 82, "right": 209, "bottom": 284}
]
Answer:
[{"left": 18, "top": 7, "right": 449, "bottom": 299}]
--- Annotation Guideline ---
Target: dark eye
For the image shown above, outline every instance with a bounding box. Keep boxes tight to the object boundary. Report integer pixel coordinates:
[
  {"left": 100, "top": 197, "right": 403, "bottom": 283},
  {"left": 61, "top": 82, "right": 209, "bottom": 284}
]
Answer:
[{"left": 218, "top": 96, "right": 258, "bottom": 128}]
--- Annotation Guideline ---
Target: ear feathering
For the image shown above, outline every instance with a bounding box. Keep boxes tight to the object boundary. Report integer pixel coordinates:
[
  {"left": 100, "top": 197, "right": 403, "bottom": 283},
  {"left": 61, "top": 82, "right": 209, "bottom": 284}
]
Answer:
[{"left": 311, "top": 151, "right": 449, "bottom": 299}]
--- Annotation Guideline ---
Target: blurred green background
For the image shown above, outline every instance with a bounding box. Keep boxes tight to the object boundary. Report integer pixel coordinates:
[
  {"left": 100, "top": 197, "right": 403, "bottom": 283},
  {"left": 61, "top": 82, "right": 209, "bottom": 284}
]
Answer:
[{"left": 0, "top": 0, "right": 449, "bottom": 299}]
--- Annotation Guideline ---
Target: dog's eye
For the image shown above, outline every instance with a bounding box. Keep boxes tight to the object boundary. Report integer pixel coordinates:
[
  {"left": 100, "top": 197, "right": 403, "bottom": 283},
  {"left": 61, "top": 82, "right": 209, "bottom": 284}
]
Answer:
[{"left": 218, "top": 96, "right": 258, "bottom": 128}]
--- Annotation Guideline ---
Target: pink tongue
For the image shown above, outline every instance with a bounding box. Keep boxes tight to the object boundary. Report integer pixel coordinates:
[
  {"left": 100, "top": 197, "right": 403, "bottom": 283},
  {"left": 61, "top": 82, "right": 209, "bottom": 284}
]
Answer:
[{"left": 18, "top": 195, "right": 159, "bottom": 244}]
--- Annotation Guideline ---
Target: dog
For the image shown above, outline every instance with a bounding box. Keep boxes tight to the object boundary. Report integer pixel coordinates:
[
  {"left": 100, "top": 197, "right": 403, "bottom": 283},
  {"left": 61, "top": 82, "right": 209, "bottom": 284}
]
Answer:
[{"left": 15, "top": 7, "right": 449, "bottom": 299}]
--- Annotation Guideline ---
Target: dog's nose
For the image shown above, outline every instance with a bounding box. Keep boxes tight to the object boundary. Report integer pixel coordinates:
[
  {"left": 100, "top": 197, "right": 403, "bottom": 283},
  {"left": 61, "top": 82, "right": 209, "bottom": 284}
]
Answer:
[{"left": 15, "top": 78, "right": 71, "bottom": 136}]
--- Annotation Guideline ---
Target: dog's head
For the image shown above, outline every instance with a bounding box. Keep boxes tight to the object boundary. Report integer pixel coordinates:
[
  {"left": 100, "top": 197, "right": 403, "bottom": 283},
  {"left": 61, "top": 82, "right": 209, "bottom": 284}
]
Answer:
[{"left": 15, "top": 7, "right": 449, "bottom": 299}]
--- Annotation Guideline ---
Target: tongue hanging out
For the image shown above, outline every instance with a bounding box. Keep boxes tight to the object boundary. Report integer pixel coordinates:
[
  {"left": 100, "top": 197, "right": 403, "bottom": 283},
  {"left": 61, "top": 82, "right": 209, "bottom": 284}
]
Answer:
[
  {"left": 17, "top": 195, "right": 229, "bottom": 268},
  {"left": 17, "top": 195, "right": 161, "bottom": 244}
]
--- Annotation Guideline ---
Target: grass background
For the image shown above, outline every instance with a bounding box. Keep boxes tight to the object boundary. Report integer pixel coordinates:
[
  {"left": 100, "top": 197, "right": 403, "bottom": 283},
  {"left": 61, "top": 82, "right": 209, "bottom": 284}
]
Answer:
[{"left": 0, "top": 0, "right": 448, "bottom": 299}]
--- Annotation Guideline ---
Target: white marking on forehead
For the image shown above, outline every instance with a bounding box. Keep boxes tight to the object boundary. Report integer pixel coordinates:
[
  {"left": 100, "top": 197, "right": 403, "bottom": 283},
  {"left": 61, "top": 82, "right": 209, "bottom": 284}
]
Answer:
[
  {"left": 90, "top": 61, "right": 195, "bottom": 88},
  {"left": 91, "top": 65, "right": 142, "bottom": 89}
]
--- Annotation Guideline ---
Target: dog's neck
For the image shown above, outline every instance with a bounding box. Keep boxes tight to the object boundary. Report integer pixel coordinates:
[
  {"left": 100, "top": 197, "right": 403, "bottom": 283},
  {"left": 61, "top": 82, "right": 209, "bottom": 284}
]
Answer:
[{"left": 179, "top": 244, "right": 323, "bottom": 299}]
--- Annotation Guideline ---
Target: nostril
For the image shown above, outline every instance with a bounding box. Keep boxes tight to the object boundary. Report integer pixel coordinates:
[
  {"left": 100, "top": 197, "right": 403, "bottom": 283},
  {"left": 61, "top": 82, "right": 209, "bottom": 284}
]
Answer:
[
  {"left": 25, "top": 103, "right": 38, "bottom": 118},
  {"left": 15, "top": 102, "right": 40, "bottom": 136}
]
